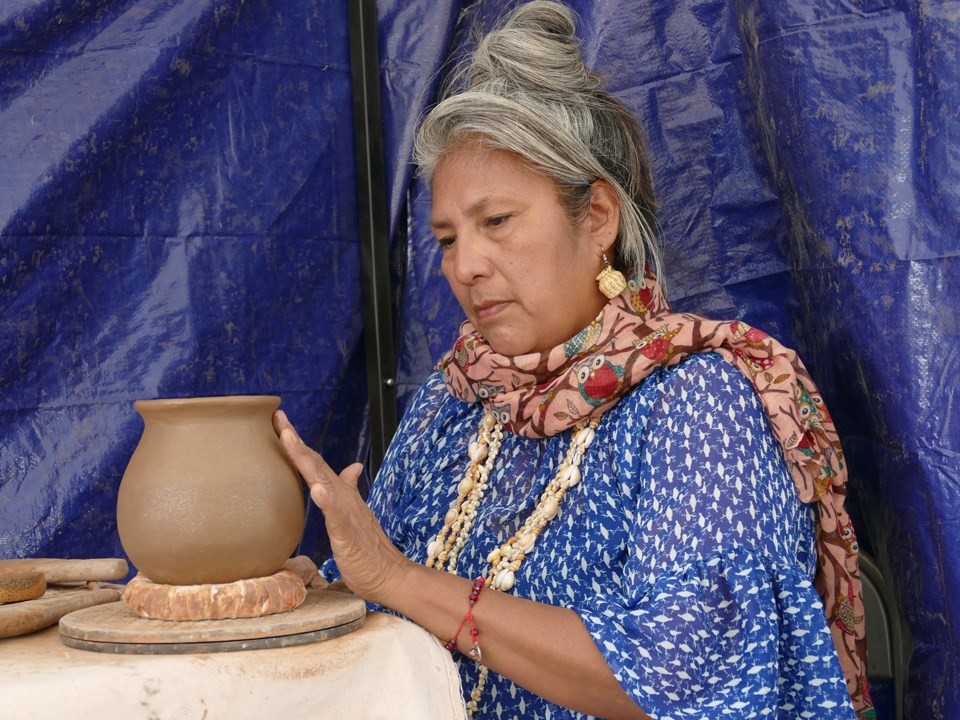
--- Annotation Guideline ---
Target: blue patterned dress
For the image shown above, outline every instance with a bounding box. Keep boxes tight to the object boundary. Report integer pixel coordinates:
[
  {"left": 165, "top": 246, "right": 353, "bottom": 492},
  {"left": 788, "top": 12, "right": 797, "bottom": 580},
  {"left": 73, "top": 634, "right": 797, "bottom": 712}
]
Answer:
[{"left": 328, "top": 353, "right": 855, "bottom": 719}]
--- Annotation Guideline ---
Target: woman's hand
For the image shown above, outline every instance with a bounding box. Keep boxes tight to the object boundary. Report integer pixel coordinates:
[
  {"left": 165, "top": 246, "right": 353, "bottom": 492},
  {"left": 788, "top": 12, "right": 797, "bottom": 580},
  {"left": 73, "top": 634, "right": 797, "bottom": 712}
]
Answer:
[{"left": 272, "top": 410, "right": 412, "bottom": 605}]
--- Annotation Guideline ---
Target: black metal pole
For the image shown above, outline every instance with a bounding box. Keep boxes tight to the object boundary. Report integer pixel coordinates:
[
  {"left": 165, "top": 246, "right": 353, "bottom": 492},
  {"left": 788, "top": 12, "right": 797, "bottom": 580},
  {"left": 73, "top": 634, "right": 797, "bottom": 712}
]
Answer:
[{"left": 347, "top": 0, "right": 397, "bottom": 473}]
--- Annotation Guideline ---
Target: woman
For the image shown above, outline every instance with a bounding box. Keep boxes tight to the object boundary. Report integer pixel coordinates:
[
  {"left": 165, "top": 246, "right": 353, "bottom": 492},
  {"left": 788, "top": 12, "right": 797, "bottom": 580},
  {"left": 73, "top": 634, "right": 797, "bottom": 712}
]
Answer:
[{"left": 275, "top": 3, "right": 870, "bottom": 718}]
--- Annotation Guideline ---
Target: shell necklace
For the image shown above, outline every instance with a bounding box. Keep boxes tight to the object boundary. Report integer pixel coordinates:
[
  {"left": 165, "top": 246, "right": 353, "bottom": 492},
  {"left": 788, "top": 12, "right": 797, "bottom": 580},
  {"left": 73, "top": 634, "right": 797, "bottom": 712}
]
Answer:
[{"left": 425, "top": 410, "right": 600, "bottom": 717}]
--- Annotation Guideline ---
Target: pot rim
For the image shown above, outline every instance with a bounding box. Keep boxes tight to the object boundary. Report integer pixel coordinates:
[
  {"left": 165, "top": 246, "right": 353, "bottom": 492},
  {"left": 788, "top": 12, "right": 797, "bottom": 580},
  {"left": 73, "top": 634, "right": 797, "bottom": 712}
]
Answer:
[{"left": 133, "top": 395, "right": 282, "bottom": 414}]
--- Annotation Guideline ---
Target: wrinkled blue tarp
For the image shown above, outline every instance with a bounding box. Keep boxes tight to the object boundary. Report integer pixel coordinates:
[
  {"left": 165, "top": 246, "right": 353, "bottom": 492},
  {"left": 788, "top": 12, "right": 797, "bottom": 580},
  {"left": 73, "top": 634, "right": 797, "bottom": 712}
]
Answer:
[
  {"left": 0, "top": 1, "right": 956, "bottom": 717},
  {"left": 0, "top": 0, "right": 367, "bottom": 562}
]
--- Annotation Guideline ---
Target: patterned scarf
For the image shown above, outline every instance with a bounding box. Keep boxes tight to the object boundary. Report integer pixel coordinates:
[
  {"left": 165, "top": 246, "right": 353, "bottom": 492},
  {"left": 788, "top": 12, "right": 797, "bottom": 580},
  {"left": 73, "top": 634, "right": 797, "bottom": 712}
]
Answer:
[{"left": 439, "top": 270, "right": 873, "bottom": 718}]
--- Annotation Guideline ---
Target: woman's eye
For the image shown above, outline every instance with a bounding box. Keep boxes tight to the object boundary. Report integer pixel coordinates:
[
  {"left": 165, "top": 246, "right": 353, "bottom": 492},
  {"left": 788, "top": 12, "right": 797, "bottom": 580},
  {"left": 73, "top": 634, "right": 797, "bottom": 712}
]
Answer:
[
  {"left": 486, "top": 214, "right": 510, "bottom": 228},
  {"left": 437, "top": 236, "right": 455, "bottom": 248}
]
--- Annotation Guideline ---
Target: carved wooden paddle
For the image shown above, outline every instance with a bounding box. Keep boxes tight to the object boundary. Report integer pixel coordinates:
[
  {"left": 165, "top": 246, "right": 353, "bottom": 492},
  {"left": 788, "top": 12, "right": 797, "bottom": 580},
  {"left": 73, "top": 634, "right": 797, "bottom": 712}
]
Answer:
[{"left": 0, "top": 587, "right": 122, "bottom": 638}]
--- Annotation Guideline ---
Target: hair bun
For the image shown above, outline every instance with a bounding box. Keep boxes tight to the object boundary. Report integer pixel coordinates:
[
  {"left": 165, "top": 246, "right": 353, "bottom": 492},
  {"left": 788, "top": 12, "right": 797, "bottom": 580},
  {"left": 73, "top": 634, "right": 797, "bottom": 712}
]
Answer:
[
  {"left": 467, "top": 1, "right": 594, "bottom": 96},
  {"left": 502, "top": 0, "right": 575, "bottom": 37}
]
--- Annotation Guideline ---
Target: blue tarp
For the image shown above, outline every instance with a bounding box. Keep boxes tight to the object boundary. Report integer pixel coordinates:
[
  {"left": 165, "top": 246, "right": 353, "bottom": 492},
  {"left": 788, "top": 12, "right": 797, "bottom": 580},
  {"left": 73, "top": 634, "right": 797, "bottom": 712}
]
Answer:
[
  {"left": 0, "top": 0, "right": 368, "bottom": 562},
  {"left": 1, "top": 1, "right": 956, "bottom": 717}
]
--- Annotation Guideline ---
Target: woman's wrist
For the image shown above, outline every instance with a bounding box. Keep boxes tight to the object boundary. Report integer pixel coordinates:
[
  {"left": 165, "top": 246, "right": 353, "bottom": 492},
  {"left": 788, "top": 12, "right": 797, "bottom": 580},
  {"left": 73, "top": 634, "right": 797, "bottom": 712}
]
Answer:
[{"left": 364, "top": 550, "right": 421, "bottom": 608}]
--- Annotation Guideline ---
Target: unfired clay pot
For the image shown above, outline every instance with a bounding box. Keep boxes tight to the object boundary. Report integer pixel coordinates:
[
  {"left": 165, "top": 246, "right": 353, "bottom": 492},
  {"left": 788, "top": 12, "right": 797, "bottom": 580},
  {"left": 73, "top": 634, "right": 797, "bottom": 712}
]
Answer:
[{"left": 117, "top": 396, "right": 304, "bottom": 585}]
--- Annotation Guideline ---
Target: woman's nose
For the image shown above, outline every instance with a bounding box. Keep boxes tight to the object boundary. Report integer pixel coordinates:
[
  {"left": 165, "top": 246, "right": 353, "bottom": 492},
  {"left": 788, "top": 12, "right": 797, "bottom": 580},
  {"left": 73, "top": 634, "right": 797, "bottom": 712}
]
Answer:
[{"left": 449, "top": 232, "right": 493, "bottom": 285}]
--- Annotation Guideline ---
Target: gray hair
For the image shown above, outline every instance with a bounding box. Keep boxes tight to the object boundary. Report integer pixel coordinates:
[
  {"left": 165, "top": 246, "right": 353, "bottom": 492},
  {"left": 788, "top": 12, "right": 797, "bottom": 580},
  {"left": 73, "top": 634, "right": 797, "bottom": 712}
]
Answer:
[{"left": 414, "top": 0, "right": 660, "bottom": 278}]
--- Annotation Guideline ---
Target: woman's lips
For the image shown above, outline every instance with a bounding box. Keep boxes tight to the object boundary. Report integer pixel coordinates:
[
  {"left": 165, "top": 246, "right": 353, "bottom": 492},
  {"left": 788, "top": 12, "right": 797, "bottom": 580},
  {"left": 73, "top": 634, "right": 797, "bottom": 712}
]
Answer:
[{"left": 474, "top": 300, "right": 510, "bottom": 320}]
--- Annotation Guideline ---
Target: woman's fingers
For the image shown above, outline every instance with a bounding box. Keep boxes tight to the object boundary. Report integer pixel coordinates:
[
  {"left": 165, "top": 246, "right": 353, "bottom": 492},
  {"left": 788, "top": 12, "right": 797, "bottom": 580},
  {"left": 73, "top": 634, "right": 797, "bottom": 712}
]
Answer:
[
  {"left": 274, "top": 411, "right": 318, "bottom": 476},
  {"left": 308, "top": 482, "right": 328, "bottom": 509},
  {"left": 273, "top": 412, "right": 363, "bottom": 523},
  {"left": 273, "top": 410, "right": 338, "bottom": 495},
  {"left": 340, "top": 463, "right": 364, "bottom": 490},
  {"left": 272, "top": 409, "right": 296, "bottom": 437}
]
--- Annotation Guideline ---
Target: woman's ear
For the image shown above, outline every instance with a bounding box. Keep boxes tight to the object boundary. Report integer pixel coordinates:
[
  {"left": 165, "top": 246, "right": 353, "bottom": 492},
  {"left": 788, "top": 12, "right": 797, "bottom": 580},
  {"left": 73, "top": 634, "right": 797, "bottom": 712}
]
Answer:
[{"left": 587, "top": 180, "right": 620, "bottom": 252}]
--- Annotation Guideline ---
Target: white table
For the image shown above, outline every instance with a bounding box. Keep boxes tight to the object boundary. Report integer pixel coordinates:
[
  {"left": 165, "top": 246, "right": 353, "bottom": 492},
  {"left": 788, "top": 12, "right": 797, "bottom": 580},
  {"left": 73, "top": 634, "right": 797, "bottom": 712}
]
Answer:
[{"left": 1, "top": 611, "right": 467, "bottom": 719}]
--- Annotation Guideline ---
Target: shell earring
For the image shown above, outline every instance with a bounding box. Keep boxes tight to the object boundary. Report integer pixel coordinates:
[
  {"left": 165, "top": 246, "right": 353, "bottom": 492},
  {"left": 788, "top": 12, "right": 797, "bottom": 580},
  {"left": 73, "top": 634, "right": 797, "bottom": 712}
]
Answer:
[{"left": 596, "top": 252, "right": 627, "bottom": 299}]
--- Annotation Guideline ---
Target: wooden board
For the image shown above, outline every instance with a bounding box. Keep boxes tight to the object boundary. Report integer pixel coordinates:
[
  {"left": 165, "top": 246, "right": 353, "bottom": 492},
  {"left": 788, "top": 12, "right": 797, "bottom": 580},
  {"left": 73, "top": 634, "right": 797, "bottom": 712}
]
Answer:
[
  {"left": 0, "top": 587, "right": 122, "bottom": 638},
  {"left": 59, "top": 589, "right": 366, "bottom": 654},
  {"left": 0, "top": 558, "right": 128, "bottom": 583}
]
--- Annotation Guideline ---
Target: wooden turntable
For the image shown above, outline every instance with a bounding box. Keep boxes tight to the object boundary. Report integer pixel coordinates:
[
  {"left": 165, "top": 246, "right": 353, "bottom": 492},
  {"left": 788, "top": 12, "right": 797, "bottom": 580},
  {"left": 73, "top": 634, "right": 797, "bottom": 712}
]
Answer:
[{"left": 59, "top": 589, "right": 366, "bottom": 654}]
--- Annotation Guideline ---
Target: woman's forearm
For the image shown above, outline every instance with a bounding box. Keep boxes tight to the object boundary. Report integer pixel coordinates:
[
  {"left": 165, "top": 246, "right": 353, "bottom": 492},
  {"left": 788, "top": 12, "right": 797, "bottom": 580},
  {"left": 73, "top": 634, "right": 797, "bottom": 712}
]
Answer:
[{"left": 385, "top": 561, "right": 651, "bottom": 720}]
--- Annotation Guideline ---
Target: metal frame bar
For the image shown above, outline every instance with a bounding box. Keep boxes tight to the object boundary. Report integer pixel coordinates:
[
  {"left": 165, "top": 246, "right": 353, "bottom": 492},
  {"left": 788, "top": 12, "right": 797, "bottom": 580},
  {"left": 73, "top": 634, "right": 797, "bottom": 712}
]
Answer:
[{"left": 347, "top": 0, "right": 397, "bottom": 473}]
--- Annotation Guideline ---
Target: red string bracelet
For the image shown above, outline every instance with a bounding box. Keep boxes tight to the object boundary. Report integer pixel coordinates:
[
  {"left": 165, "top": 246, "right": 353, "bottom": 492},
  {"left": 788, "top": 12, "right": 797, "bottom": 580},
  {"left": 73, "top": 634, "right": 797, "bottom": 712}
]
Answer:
[{"left": 445, "top": 576, "right": 485, "bottom": 662}]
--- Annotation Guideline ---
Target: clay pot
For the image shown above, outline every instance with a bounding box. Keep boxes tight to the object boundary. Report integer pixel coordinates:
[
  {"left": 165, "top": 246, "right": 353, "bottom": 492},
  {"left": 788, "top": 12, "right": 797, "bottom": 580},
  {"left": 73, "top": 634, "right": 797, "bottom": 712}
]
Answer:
[{"left": 117, "top": 396, "right": 304, "bottom": 585}]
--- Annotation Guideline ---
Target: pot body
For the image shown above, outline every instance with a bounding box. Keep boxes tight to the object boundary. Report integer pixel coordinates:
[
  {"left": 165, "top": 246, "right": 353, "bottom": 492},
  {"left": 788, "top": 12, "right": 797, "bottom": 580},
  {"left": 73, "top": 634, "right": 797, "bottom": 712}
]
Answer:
[{"left": 117, "top": 396, "right": 304, "bottom": 585}]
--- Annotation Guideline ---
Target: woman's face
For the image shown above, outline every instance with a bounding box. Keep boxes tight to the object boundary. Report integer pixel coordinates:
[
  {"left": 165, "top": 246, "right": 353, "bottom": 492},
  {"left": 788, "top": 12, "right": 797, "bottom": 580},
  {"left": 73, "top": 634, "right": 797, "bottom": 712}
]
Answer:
[{"left": 430, "top": 143, "right": 617, "bottom": 356}]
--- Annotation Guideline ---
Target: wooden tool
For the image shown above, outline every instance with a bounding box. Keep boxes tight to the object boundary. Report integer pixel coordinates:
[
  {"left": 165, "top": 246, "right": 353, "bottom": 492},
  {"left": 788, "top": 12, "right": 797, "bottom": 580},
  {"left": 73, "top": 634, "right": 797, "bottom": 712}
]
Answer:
[
  {"left": 0, "top": 587, "right": 121, "bottom": 639},
  {"left": 0, "top": 558, "right": 128, "bottom": 584}
]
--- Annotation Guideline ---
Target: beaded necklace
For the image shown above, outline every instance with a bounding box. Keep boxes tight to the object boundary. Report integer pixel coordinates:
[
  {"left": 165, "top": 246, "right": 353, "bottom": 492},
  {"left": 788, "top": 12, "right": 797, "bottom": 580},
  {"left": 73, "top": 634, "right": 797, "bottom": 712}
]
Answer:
[{"left": 425, "top": 411, "right": 601, "bottom": 717}]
